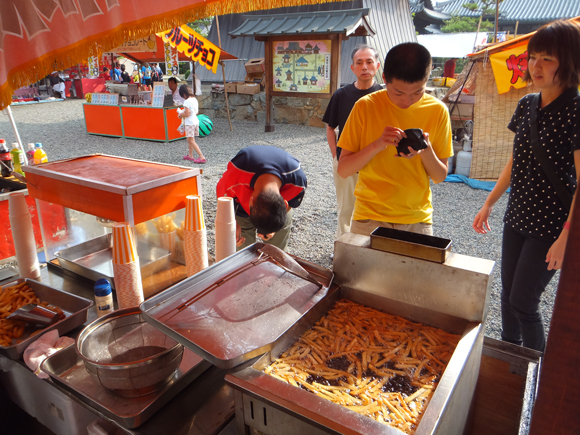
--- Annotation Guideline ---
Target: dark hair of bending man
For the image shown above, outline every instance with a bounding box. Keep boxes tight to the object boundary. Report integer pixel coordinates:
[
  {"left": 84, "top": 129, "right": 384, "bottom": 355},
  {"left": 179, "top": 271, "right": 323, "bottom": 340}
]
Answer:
[{"left": 250, "top": 190, "right": 288, "bottom": 235}]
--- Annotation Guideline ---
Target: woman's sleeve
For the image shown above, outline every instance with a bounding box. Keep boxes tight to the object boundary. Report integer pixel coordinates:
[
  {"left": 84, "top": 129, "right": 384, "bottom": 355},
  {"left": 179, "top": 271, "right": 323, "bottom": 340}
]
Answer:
[{"left": 508, "top": 96, "right": 526, "bottom": 133}]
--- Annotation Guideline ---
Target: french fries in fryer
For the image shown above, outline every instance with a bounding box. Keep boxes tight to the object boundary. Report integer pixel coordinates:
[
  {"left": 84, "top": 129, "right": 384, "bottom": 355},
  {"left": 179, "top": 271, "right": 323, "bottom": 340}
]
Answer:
[{"left": 264, "top": 300, "right": 460, "bottom": 434}]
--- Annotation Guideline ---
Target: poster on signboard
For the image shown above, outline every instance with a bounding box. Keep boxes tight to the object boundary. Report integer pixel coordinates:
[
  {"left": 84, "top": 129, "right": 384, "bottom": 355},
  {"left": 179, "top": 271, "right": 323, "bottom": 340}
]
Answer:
[
  {"left": 88, "top": 56, "right": 99, "bottom": 77},
  {"left": 272, "top": 40, "right": 331, "bottom": 94},
  {"left": 111, "top": 35, "right": 157, "bottom": 53},
  {"left": 164, "top": 42, "right": 180, "bottom": 77}
]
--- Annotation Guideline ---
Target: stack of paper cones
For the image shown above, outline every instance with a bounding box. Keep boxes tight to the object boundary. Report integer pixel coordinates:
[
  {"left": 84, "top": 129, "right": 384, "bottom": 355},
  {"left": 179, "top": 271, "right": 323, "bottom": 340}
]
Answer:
[
  {"left": 215, "top": 197, "right": 236, "bottom": 262},
  {"left": 184, "top": 195, "right": 208, "bottom": 277},
  {"left": 8, "top": 192, "right": 40, "bottom": 279},
  {"left": 112, "top": 222, "right": 144, "bottom": 309}
]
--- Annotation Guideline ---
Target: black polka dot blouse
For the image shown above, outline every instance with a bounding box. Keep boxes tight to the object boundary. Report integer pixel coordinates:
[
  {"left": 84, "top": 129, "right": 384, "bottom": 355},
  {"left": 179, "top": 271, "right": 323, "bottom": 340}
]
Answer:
[{"left": 505, "top": 87, "right": 580, "bottom": 242}]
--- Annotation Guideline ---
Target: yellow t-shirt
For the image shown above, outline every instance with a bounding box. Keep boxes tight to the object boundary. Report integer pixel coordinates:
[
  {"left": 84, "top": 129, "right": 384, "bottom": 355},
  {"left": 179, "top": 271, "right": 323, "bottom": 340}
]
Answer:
[{"left": 338, "top": 90, "right": 452, "bottom": 224}]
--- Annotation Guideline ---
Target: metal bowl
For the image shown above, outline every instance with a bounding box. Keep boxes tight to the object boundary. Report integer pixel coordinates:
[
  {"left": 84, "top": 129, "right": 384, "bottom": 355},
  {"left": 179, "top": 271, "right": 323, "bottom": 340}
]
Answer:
[{"left": 76, "top": 307, "right": 184, "bottom": 397}]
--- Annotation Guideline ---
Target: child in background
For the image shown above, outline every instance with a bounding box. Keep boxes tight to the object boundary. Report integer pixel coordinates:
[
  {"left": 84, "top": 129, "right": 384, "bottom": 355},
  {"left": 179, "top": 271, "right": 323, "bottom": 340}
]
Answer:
[{"left": 178, "top": 85, "right": 206, "bottom": 164}]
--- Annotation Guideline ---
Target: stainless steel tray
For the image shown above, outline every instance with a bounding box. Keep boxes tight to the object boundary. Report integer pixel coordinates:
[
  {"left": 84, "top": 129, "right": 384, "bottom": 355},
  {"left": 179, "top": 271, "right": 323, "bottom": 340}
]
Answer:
[
  {"left": 0, "top": 278, "right": 93, "bottom": 359},
  {"left": 55, "top": 234, "right": 170, "bottom": 287},
  {"left": 140, "top": 243, "right": 334, "bottom": 369},
  {"left": 41, "top": 344, "right": 211, "bottom": 428},
  {"left": 226, "top": 286, "right": 482, "bottom": 435},
  {"left": 370, "top": 227, "right": 452, "bottom": 263}
]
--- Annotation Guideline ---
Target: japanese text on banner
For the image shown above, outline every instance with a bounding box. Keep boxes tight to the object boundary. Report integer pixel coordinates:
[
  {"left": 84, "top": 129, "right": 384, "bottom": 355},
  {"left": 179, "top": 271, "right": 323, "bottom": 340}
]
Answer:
[
  {"left": 489, "top": 42, "right": 529, "bottom": 94},
  {"left": 159, "top": 26, "right": 221, "bottom": 74}
]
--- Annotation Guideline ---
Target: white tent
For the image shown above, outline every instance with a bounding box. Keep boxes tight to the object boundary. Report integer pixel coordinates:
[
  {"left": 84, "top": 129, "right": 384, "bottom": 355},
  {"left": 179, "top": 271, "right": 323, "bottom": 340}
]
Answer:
[{"left": 417, "top": 32, "right": 489, "bottom": 58}]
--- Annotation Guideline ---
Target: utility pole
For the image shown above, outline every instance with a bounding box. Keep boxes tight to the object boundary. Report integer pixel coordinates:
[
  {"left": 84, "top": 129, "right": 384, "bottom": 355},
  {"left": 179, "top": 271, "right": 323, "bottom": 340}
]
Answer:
[{"left": 493, "top": 0, "right": 500, "bottom": 43}]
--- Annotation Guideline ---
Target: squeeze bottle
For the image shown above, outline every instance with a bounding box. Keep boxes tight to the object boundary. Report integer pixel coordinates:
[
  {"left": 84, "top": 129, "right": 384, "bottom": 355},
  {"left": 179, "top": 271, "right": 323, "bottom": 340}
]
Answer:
[
  {"left": 0, "top": 140, "right": 13, "bottom": 177},
  {"left": 10, "top": 143, "right": 25, "bottom": 176},
  {"left": 26, "top": 143, "right": 36, "bottom": 165},
  {"left": 94, "top": 279, "right": 115, "bottom": 317},
  {"left": 34, "top": 143, "right": 48, "bottom": 164}
]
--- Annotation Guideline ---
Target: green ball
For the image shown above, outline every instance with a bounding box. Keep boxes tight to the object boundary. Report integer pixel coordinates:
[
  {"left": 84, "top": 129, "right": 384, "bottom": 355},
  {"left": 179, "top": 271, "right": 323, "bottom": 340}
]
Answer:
[{"left": 197, "top": 114, "right": 213, "bottom": 137}]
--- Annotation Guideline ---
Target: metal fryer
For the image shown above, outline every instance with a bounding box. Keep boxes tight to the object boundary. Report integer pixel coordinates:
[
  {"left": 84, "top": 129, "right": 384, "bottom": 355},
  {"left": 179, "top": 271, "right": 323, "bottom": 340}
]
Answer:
[{"left": 225, "top": 233, "right": 495, "bottom": 435}]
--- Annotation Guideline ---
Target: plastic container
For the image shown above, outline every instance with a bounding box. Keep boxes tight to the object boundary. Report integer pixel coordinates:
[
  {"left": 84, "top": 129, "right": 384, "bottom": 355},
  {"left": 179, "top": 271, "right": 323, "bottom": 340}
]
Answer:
[
  {"left": 26, "top": 143, "right": 36, "bottom": 165},
  {"left": 447, "top": 154, "right": 455, "bottom": 174},
  {"left": 10, "top": 143, "right": 25, "bottom": 176},
  {"left": 34, "top": 143, "right": 48, "bottom": 165},
  {"left": 94, "top": 278, "right": 114, "bottom": 318},
  {"left": 455, "top": 150, "right": 473, "bottom": 177},
  {"left": 0, "top": 139, "right": 13, "bottom": 177}
]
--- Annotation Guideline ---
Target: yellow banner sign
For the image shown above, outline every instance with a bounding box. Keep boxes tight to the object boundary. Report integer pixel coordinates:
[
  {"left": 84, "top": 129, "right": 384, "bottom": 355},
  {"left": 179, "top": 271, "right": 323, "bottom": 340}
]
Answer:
[
  {"left": 164, "top": 43, "right": 180, "bottom": 77},
  {"left": 489, "top": 41, "right": 529, "bottom": 94},
  {"left": 111, "top": 35, "right": 158, "bottom": 53},
  {"left": 159, "top": 26, "right": 221, "bottom": 74}
]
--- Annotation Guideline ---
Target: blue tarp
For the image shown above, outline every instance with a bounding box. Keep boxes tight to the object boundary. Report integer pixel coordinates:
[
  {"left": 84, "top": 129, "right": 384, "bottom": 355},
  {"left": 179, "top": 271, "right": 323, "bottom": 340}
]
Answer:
[{"left": 444, "top": 174, "right": 509, "bottom": 192}]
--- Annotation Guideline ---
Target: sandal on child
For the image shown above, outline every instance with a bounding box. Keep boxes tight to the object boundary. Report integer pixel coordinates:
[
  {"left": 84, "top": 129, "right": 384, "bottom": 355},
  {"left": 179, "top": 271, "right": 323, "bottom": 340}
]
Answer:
[
  {"left": 193, "top": 158, "right": 207, "bottom": 164},
  {"left": 183, "top": 155, "right": 195, "bottom": 161}
]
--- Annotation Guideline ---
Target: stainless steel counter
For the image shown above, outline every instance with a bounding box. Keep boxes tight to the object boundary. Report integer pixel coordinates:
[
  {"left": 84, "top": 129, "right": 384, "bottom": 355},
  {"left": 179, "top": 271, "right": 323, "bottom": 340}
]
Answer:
[{"left": 0, "top": 266, "right": 235, "bottom": 435}]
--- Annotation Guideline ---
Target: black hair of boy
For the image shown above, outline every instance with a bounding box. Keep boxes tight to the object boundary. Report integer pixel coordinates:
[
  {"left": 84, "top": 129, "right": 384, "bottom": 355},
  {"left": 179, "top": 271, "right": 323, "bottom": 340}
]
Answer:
[
  {"left": 523, "top": 19, "right": 580, "bottom": 88},
  {"left": 168, "top": 77, "right": 178, "bottom": 85},
  {"left": 179, "top": 84, "right": 193, "bottom": 99},
  {"left": 250, "top": 190, "right": 287, "bottom": 235},
  {"left": 383, "top": 43, "right": 432, "bottom": 84}
]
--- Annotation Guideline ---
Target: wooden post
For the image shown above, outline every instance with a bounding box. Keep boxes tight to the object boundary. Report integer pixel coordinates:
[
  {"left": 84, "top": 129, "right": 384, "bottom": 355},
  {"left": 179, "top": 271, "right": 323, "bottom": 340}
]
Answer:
[
  {"left": 215, "top": 16, "right": 233, "bottom": 131},
  {"left": 493, "top": 0, "right": 500, "bottom": 43},
  {"left": 514, "top": 20, "right": 519, "bottom": 36},
  {"left": 330, "top": 34, "right": 342, "bottom": 94},
  {"left": 264, "top": 38, "right": 274, "bottom": 132}
]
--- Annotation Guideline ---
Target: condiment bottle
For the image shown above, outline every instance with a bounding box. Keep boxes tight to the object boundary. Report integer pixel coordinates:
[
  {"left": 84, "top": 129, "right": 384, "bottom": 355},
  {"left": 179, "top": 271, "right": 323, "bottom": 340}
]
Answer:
[
  {"left": 33, "top": 143, "right": 48, "bottom": 165},
  {"left": 26, "top": 143, "right": 36, "bottom": 165},
  {"left": 10, "top": 143, "right": 25, "bottom": 176},
  {"left": 0, "top": 140, "right": 13, "bottom": 177},
  {"left": 94, "top": 278, "right": 114, "bottom": 317}
]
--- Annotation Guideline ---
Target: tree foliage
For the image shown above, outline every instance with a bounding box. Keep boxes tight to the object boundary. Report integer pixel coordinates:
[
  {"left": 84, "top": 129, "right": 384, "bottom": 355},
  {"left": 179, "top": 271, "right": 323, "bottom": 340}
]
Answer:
[
  {"left": 187, "top": 18, "right": 213, "bottom": 37},
  {"left": 441, "top": 1, "right": 502, "bottom": 34},
  {"left": 441, "top": 16, "right": 494, "bottom": 33}
]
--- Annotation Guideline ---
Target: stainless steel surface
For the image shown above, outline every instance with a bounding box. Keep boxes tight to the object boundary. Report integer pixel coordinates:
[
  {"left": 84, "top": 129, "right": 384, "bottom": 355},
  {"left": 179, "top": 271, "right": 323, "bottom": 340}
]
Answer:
[
  {"left": 370, "top": 227, "right": 452, "bottom": 263},
  {"left": 76, "top": 308, "right": 184, "bottom": 397},
  {"left": 334, "top": 233, "right": 495, "bottom": 323},
  {"left": 40, "top": 344, "right": 210, "bottom": 428},
  {"left": 7, "top": 303, "right": 60, "bottom": 326},
  {"left": 226, "top": 286, "right": 480, "bottom": 435},
  {"left": 141, "top": 243, "right": 333, "bottom": 369},
  {"left": 0, "top": 278, "right": 93, "bottom": 359},
  {"left": 227, "top": 236, "right": 494, "bottom": 435},
  {"left": 55, "top": 234, "right": 170, "bottom": 287},
  {"left": 257, "top": 244, "right": 321, "bottom": 287}
]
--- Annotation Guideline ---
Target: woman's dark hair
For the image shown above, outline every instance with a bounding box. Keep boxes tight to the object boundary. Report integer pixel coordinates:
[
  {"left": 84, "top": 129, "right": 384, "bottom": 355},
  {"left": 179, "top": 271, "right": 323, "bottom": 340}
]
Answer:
[
  {"left": 250, "top": 190, "right": 287, "bottom": 235},
  {"left": 383, "top": 43, "right": 431, "bottom": 84},
  {"left": 120, "top": 64, "right": 126, "bottom": 71},
  {"left": 524, "top": 20, "right": 580, "bottom": 88},
  {"left": 179, "top": 84, "right": 193, "bottom": 98}
]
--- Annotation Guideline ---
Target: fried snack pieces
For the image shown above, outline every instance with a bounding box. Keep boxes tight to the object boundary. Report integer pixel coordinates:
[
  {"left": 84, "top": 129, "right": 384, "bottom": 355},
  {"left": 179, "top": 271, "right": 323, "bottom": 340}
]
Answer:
[
  {"left": 153, "top": 213, "right": 177, "bottom": 233},
  {"left": 0, "top": 282, "right": 65, "bottom": 347},
  {"left": 264, "top": 299, "right": 460, "bottom": 434}
]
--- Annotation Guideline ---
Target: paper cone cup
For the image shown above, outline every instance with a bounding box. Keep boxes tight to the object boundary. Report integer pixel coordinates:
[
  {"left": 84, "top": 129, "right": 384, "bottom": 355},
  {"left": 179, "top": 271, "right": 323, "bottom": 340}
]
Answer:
[
  {"left": 184, "top": 229, "right": 208, "bottom": 277},
  {"left": 8, "top": 192, "right": 29, "bottom": 217},
  {"left": 215, "top": 221, "right": 236, "bottom": 262},
  {"left": 8, "top": 192, "right": 40, "bottom": 279},
  {"left": 113, "top": 260, "right": 144, "bottom": 309},
  {"left": 112, "top": 223, "right": 137, "bottom": 264},
  {"left": 185, "top": 195, "right": 205, "bottom": 231},
  {"left": 216, "top": 197, "right": 235, "bottom": 224}
]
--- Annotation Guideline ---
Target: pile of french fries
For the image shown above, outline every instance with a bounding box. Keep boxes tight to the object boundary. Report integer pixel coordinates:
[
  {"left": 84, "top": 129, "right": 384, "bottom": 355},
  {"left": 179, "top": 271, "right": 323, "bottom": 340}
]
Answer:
[
  {"left": 264, "top": 299, "right": 460, "bottom": 434},
  {"left": 153, "top": 213, "right": 178, "bottom": 234},
  {"left": 0, "top": 282, "right": 64, "bottom": 347}
]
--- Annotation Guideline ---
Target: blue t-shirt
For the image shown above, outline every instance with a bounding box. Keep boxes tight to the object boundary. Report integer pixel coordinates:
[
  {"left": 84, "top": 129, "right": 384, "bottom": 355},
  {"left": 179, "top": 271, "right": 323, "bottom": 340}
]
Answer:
[{"left": 141, "top": 66, "right": 151, "bottom": 79}]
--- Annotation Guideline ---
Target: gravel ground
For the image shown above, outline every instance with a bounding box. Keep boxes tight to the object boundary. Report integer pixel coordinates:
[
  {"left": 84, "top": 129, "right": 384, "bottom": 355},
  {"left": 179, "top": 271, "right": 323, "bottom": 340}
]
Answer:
[{"left": 1, "top": 98, "right": 559, "bottom": 340}]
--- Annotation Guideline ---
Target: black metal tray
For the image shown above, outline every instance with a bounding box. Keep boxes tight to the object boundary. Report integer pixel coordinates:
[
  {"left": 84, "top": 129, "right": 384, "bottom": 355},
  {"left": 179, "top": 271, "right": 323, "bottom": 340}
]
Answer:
[{"left": 370, "top": 227, "right": 452, "bottom": 263}]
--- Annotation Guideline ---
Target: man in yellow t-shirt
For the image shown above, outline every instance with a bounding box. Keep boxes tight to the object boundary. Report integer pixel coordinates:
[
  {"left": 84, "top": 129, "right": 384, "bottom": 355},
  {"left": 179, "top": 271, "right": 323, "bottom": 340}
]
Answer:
[{"left": 337, "top": 42, "right": 452, "bottom": 236}]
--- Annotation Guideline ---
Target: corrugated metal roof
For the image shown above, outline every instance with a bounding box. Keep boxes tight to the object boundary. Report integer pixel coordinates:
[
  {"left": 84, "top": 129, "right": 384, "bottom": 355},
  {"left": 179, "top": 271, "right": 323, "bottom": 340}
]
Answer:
[
  {"left": 230, "top": 9, "right": 375, "bottom": 37},
  {"left": 195, "top": 0, "right": 416, "bottom": 85},
  {"left": 436, "top": 0, "right": 580, "bottom": 23}
]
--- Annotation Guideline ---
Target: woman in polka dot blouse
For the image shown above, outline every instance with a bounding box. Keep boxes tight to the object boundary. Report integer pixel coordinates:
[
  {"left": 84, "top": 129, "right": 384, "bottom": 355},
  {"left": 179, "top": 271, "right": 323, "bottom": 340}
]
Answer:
[{"left": 473, "top": 20, "right": 580, "bottom": 352}]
